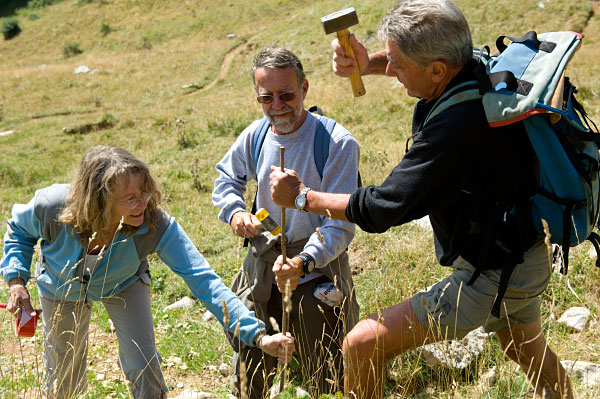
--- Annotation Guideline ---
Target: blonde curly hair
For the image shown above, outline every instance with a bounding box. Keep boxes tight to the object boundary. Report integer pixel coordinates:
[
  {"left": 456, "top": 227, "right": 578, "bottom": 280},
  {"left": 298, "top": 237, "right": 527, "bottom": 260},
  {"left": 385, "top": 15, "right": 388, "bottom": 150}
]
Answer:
[{"left": 59, "top": 146, "right": 162, "bottom": 244}]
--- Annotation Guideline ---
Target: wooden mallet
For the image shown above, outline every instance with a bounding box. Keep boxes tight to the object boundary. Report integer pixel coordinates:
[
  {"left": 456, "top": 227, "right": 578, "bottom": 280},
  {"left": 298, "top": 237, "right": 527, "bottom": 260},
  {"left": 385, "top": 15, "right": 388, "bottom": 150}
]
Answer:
[{"left": 321, "top": 7, "right": 366, "bottom": 97}]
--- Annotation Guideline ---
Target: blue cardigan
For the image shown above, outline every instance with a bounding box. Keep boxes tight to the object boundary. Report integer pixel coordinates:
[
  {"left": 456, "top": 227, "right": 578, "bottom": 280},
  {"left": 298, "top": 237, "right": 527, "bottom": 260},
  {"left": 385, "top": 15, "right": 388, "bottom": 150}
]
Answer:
[{"left": 1, "top": 184, "right": 264, "bottom": 346}]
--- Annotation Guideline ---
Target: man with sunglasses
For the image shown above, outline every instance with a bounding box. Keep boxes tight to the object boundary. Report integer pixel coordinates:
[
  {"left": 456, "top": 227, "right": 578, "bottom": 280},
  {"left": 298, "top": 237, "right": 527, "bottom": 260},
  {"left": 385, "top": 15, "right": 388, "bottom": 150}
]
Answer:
[{"left": 212, "top": 46, "right": 360, "bottom": 399}]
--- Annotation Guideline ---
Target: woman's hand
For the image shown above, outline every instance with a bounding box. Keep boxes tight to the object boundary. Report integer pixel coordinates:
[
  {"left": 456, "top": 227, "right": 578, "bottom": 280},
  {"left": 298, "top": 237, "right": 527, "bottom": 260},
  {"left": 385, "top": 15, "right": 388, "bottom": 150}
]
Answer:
[
  {"left": 7, "top": 278, "right": 35, "bottom": 319},
  {"left": 258, "top": 332, "right": 295, "bottom": 363}
]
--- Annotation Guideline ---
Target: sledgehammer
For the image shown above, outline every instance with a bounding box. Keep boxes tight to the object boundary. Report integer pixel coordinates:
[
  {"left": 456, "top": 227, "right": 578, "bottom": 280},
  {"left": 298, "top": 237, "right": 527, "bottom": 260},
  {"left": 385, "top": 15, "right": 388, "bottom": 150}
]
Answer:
[{"left": 321, "top": 7, "right": 366, "bottom": 97}]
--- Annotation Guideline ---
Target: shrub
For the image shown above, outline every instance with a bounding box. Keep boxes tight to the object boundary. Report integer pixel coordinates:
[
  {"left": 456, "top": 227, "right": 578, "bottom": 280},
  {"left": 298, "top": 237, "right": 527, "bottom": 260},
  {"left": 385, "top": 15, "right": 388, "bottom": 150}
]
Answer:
[
  {"left": 62, "top": 42, "right": 83, "bottom": 58},
  {"left": 30, "top": 0, "right": 58, "bottom": 8},
  {"left": 99, "top": 22, "right": 113, "bottom": 36},
  {"left": 2, "top": 18, "right": 21, "bottom": 40}
]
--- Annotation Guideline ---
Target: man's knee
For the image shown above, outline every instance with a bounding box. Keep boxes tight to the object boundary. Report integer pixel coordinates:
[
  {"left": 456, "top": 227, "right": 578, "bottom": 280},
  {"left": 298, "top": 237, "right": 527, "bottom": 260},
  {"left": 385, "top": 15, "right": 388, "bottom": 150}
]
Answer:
[{"left": 343, "top": 320, "right": 382, "bottom": 361}]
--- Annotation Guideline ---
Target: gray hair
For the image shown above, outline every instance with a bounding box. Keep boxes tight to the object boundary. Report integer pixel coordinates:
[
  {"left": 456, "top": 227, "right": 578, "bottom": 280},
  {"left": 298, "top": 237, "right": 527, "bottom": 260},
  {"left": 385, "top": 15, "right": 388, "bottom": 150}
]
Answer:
[
  {"left": 59, "top": 146, "right": 162, "bottom": 244},
  {"left": 251, "top": 46, "right": 305, "bottom": 87},
  {"left": 378, "top": 0, "right": 472, "bottom": 69}
]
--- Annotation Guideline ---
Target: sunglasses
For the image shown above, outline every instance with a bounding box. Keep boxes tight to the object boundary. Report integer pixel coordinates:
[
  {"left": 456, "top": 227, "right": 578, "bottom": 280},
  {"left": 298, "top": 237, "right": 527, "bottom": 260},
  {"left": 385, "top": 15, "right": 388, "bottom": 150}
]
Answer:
[
  {"left": 116, "top": 192, "right": 152, "bottom": 210},
  {"left": 256, "top": 91, "right": 296, "bottom": 104}
]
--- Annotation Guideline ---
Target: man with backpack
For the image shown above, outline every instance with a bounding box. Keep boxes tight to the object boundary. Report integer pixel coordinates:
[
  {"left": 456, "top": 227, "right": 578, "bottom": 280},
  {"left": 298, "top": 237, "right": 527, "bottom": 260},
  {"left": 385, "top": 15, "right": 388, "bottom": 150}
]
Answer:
[
  {"left": 269, "top": 1, "right": 574, "bottom": 398},
  {"left": 212, "top": 46, "right": 360, "bottom": 398}
]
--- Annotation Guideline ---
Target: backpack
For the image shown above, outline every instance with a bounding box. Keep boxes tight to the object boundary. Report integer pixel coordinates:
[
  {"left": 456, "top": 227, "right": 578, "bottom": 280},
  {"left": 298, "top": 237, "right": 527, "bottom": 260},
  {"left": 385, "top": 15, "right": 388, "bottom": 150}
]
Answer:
[{"left": 424, "top": 31, "right": 600, "bottom": 318}]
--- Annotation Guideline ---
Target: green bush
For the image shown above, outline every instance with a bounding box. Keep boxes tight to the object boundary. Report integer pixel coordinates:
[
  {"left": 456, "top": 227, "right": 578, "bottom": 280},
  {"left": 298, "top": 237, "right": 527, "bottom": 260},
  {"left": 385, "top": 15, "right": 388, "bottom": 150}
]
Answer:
[
  {"left": 1, "top": 18, "right": 21, "bottom": 40},
  {"left": 99, "top": 22, "right": 113, "bottom": 36},
  {"left": 30, "top": 0, "right": 59, "bottom": 8},
  {"left": 62, "top": 42, "right": 83, "bottom": 58}
]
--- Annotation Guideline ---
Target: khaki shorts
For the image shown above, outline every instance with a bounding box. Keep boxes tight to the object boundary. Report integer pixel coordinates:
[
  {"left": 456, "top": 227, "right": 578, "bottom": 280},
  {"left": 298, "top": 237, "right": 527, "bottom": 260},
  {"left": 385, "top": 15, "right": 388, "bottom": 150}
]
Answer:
[{"left": 410, "top": 240, "right": 551, "bottom": 340}]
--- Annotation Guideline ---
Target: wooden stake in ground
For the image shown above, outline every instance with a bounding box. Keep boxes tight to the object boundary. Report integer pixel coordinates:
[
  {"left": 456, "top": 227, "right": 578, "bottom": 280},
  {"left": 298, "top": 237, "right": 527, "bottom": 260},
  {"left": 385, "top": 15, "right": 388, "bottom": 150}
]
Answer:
[{"left": 278, "top": 146, "right": 291, "bottom": 394}]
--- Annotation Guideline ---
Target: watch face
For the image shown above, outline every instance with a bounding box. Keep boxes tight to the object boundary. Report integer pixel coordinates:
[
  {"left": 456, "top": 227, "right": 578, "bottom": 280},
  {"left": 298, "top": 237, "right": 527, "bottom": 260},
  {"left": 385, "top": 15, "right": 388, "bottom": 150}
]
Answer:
[
  {"left": 295, "top": 194, "right": 306, "bottom": 209},
  {"left": 306, "top": 260, "right": 314, "bottom": 273}
]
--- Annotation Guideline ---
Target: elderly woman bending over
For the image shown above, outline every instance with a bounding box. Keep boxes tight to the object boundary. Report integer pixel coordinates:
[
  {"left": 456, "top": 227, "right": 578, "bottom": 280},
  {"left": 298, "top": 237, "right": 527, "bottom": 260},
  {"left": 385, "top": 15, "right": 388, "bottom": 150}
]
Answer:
[{"left": 1, "top": 145, "right": 293, "bottom": 398}]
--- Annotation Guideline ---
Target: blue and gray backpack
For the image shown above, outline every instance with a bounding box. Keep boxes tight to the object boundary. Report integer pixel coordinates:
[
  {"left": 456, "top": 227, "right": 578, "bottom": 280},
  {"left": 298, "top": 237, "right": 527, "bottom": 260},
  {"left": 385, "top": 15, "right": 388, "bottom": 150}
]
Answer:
[{"left": 425, "top": 31, "right": 600, "bottom": 317}]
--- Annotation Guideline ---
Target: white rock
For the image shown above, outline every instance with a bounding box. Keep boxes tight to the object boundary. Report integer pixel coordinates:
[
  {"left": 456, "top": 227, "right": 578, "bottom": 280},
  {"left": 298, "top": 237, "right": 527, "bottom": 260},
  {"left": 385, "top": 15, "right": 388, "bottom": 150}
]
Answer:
[
  {"left": 164, "top": 296, "right": 196, "bottom": 312},
  {"left": 0, "top": 130, "right": 14, "bottom": 137},
  {"left": 218, "top": 363, "right": 232, "bottom": 376},
  {"left": 95, "top": 373, "right": 105, "bottom": 381},
  {"left": 226, "top": 33, "right": 236, "bottom": 39},
  {"left": 295, "top": 386, "right": 309, "bottom": 397},
  {"left": 90, "top": 68, "right": 100, "bottom": 74},
  {"left": 74, "top": 65, "right": 91, "bottom": 74},
  {"left": 166, "top": 355, "right": 182, "bottom": 365},
  {"left": 537, "top": 1, "right": 545, "bottom": 7},
  {"left": 412, "top": 215, "right": 433, "bottom": 232},
  {"left": 479, "top": 366, "right": 497, "bottom": 386},
  {"left": 176, "top": 382, "right": 184, "bottom": 388},
  {"left": 420, "top": 327, "right": 491, "bottom": 369},
  {"left": 172, "top": 389, "right": 214, "bottom": 399},
  {"left": 558, "top": 306, "right": 591, "bottom": 331},
  {"left": 203, "top": 310, "right": 216, "bottom": 322},
  {"left": 561, "top": 360, "right": 600, "bottom": 387}
]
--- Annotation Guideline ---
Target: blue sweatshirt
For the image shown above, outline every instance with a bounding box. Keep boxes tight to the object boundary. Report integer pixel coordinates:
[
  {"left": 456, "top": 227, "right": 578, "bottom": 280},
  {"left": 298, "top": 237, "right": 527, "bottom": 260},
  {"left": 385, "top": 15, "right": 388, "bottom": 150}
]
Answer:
[{"left": 1, "top": 184, "right": 265, "bottom": 346}]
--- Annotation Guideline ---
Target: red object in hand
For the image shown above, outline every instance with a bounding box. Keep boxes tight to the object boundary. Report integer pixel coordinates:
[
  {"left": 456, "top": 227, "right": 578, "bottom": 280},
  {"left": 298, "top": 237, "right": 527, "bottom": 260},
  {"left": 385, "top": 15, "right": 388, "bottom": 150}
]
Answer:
[{"left": 1, "top": 303, "right": 42, "bottom": 337}]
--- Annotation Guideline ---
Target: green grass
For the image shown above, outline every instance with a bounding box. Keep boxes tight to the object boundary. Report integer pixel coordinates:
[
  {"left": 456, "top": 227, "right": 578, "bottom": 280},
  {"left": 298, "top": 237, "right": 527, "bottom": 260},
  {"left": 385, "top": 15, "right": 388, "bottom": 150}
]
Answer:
[{"left": 1, "top": 0, "right": 600, "bottom": 398}]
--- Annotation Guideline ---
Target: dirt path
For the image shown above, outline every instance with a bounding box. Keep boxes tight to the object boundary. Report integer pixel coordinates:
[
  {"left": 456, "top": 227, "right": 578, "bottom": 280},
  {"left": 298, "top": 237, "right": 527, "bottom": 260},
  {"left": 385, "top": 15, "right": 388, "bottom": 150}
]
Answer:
[
  {"left": 176, "top": 34, "right": 260, "bottom": 100},
  {"left": 200, "top": 41, "right": 247, "bottom": 93}
]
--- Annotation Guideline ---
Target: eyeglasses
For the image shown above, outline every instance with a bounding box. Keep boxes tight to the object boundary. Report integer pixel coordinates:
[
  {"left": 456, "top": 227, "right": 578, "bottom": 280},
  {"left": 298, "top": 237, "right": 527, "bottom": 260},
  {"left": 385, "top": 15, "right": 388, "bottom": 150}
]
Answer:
[
  {"left": 116, "top": 193, "right": 152, "bottom": 210},
  {"left": 256, "top": 91, "right": 296, "bottom": 104}
]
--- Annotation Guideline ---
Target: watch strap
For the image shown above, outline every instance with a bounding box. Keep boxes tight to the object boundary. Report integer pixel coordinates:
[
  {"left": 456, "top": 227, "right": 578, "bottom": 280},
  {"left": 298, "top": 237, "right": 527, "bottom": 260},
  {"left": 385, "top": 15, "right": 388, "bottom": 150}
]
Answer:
[{"left": 297, "top": 253, "right": 315, "bottom": 274}]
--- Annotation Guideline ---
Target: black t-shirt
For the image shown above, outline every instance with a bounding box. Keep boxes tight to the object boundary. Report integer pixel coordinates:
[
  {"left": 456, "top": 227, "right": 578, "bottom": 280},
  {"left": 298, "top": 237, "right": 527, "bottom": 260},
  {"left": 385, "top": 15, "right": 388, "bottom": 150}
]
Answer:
[{"left": 346, "top": 59, "right": 537, "bottom": 267}]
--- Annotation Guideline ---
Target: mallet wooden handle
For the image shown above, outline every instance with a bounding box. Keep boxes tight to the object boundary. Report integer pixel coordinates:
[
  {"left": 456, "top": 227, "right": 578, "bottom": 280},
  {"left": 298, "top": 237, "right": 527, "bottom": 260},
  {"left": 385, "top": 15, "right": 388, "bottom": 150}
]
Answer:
[
  {"left": 337, "top": 28, "right": 366, "bottom": 97},
  {"left": 279, "top": 146, "right": 290, "bottom": 393}
]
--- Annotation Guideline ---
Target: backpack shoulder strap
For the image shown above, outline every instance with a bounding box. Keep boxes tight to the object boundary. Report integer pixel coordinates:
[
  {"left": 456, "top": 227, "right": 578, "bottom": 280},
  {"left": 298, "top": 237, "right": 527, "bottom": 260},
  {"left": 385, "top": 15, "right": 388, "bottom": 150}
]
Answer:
[
  {"left": 251, "top": 116, "right": 271, "bottom": 171},
  {"left": 314, "top": 115, "right": 336, "bottom": 179},
  {"left": 423, "top": 80, "right": 482, "bottom": 127}
]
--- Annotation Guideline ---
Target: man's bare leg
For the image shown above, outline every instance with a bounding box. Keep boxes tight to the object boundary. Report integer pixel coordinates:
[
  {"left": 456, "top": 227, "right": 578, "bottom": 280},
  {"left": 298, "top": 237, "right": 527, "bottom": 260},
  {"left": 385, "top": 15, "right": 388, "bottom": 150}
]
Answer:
[
  {"left": 342, "top": 299, "right": 439, "bottom": 399},
  {"left": 496, "top": 318, "right": 572, "bottom": 399}
]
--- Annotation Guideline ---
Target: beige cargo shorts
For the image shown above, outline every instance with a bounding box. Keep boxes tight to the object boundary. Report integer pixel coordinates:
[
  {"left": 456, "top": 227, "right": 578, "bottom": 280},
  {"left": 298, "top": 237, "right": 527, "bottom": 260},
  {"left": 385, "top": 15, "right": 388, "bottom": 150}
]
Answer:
[{"left": 410, "top": 240, "right": 552, "bottom": 340}]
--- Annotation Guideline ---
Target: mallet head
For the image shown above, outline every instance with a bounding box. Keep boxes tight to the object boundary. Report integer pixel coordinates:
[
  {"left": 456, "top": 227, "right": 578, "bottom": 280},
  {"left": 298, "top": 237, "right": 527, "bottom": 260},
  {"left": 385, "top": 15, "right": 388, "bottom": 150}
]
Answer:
[
  {"left": 320, "top": 7, "right": 366, "bottom": 97},
  {"left": 321, "top": 7, "right": 359, "bottom": 35},
  {"left": 254, "top": 208, "right": 281, "bottom": 236}
]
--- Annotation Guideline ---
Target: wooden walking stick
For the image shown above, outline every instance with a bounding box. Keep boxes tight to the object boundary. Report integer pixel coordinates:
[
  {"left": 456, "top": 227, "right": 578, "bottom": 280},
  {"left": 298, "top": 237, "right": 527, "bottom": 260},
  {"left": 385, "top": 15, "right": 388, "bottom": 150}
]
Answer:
[{"left": 278, "top": 146, "right": 291, "bottom": 394}]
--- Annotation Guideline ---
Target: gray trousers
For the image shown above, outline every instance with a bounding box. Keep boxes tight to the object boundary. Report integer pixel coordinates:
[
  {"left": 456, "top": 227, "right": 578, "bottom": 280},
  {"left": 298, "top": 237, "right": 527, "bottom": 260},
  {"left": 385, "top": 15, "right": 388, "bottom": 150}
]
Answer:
[
  {"left": 39, "top": 277, "right": 168, "bottom": 399},
  {"left": 231, "top": 276, "right": 348, "bottom": 399}
]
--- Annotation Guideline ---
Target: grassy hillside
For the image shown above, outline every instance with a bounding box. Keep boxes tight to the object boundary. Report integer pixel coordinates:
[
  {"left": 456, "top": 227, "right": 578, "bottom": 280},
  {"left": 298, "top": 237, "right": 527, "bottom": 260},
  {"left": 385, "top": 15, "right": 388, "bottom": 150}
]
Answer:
[{"left": 1, "top": 0, "right": 599, "bottom": 398}]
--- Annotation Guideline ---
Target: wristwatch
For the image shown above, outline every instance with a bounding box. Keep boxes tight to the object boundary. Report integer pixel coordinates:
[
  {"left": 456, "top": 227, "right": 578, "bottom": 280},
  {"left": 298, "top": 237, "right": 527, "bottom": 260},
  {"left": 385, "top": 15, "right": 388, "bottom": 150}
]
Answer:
[
  {"left": 294, "top": 187, "right": 311, "bottom": 212},
  {"left": 297, "top": 253, "right": 315, "bottom": 275}
]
